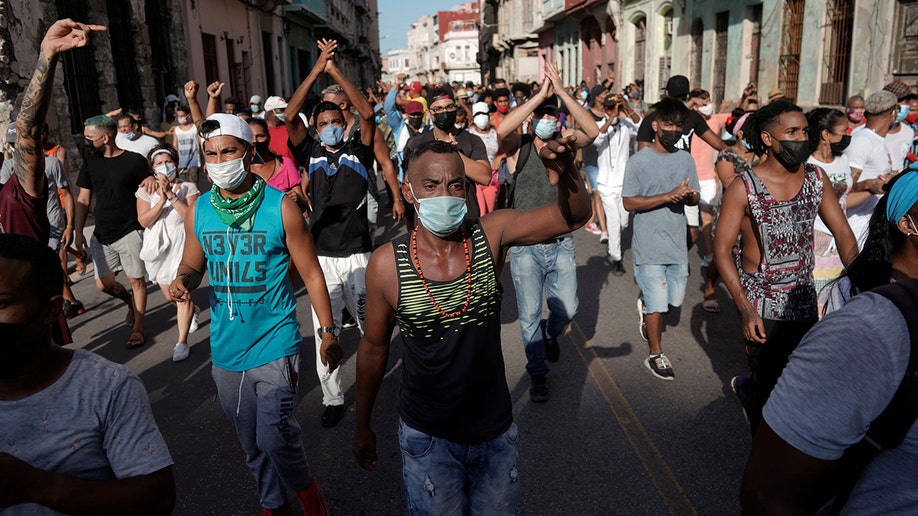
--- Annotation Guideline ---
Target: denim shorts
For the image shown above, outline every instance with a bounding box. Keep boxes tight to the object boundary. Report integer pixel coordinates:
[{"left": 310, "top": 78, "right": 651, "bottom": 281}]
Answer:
[
  {"left": 634, "top": 263, "right": 689, "bottom": 314},
  {"left": 398, "top": 419, "right": 519, "bottom": 516},
  {"left": 584, "top": 165, "right": 599, "bottom": 190}
]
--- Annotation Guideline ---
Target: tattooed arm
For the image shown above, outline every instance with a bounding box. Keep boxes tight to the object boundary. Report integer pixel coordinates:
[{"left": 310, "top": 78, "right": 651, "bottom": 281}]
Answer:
[{"left": 15, "top": 19, "right": 105, "bottom": 197}]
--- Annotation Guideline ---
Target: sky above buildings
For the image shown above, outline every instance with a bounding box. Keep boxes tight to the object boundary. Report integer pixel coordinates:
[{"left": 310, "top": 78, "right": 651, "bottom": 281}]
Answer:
[{"left": 378, "top": 0, "right": 470, "bottom": 54}]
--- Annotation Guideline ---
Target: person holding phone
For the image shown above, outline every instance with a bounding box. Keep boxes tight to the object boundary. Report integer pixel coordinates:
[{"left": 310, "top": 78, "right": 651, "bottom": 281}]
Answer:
[{"left": 135, "top": 144, "right": 201, "bottom": 362}]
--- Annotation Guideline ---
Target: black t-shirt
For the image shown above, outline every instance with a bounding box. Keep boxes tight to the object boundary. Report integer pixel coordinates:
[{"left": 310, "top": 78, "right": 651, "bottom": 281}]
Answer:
[
  {"left": 636, "top": 109, "right": 712, "bottom": 152},
  {"left": 76, "top": 151, "right": 150, "bottom": 244},
  {"left": 290, "top": 131, "right": 375, "bottom": 256},
  {"left": 403, "top": 129, "right": 488, "bottom": 219}
]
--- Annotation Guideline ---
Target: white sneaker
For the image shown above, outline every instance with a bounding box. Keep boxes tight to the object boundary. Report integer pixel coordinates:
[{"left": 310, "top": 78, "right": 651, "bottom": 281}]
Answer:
[
  {"left": 172, "top": 343, "right": 190, "bottom": 362},
  {"left": 189, "top": 305, "right": 201, "bottom": 334}
]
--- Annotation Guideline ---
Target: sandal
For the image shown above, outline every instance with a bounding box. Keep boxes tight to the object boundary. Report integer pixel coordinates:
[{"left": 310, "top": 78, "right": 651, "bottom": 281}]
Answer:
[
  {"left": 702, "top": 297, "right": 721, "bottom": 313},
  {"left": 127, "top": 331, "right": 146, "bottom": 349}
]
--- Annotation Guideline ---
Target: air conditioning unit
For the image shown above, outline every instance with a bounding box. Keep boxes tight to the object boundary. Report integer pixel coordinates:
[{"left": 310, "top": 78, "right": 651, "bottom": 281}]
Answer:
[{"left": 664, "top": 20, "right": 673, "bottom": 37}]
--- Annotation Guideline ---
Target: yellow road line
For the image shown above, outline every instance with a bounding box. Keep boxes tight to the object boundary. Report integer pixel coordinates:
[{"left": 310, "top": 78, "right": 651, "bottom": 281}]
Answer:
[{"left": 569, "top": 320, "right": 698, "bottom": 516}]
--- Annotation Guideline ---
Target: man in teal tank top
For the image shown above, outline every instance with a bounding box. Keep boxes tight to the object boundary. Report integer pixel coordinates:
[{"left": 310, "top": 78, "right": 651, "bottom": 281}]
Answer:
[
  {"left": 353, "top": 137, "right": 592, "bottom": 515},
  {"left": 169, "top": 113, "right": 342, "bottom": 515}
]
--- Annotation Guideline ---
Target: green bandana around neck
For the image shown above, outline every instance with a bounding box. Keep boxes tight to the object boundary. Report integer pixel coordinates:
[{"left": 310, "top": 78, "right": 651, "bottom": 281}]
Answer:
[{"left": 209, "top": 176, "right": 266, "bottom": 231}]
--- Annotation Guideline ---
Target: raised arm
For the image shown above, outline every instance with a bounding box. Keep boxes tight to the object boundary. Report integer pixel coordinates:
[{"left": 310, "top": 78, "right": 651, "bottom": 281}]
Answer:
[
  {"left": 498, "top": 77, "right": 553, "bottom": 155},
  {"left": 16, "top": 20, "right": 105, "bottom": 197},
  {"left": 544, "top": 61, "right": 599, "bottom": 148},
  {"left": 183, "top": 81, "right": 204, "bottom": 127},
  {"left": 325, "top": 56, "right": 375, "bottom": 148},
  {"left": 286, "top": 38, "right": 338, "bottom": 148},
  {"left": 204, "top": 81, "right": 223, "bottom": 118}
]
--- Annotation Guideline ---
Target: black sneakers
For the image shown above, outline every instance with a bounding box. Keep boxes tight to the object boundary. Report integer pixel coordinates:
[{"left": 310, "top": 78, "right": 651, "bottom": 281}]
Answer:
[
  {"left": 644, "top": 353, "right": 674, "bottom": 381},
  {"left": 610, "top": 260, "right": 625, "bottom": 276},
  {"left": 529, "top": 376, "right": 549, "bottom": 402}
]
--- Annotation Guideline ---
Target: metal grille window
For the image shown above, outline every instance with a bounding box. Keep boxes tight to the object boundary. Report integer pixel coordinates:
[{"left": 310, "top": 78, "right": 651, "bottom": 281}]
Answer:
[
  {"left": 779, "top": 0, "right": 804, "bottom": 104},
  {"left": 634, "top": 17, "right": 646, "bottom": 82},
  {"left": 749, "top": 4, "right": 762, "bottom": 86},
  {"left": 691, "top": 19, "right": 703, "bottom": 90},
  {"left": 819, "top": 0, "right": 853, "bottom": 105},
  {"left": 714, "top": 11, "right": 728, "bottom": 105},
  {"left": 106, "top": 0, "right": 142, "bottom": 113}
]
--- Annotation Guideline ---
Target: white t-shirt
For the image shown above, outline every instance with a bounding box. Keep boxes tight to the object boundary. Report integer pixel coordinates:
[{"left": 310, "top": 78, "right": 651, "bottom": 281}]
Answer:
[
  {"left": 468, "top": 127, "right": 499, "bottom": 164},
  {"left": 843, "top": 128, "right": 891, "bottom": 245},
  {"left": 116, "top": 133, "right": 160, "bottom": 160},
  {"left": 807, "top": 154, "right": 851, "bottom": 235},
  {"left": 174, "top": 125, "right": 201, "bottom": 169},
  {"left": 886, "top": 123, "right": 915, "bottom": 172},
  {"left": 595, "top": 117, "right": 641, "bottom": 194}
]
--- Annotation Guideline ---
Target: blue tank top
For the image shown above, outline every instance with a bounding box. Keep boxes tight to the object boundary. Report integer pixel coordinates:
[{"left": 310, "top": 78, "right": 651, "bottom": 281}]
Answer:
[{"left": 194, "top": 186, "right": 300, "bottom": 371}]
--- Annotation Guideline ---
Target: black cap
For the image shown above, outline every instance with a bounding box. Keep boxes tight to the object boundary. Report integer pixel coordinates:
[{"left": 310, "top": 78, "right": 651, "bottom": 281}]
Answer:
[
  {"left": 426, "top": 84, "right": 456, "bottom": 106},
  {"left": 665, "top": 75, "right": 690, "bottom": 99},
  {"left": 603, "top": 94, "right": 619, "bottom": 108},
  {"left": 590, "top": 84, "right": 606, "bottom": 102},
  {"left": 534, "top": 99, "right": 559, "bottom": 116}
]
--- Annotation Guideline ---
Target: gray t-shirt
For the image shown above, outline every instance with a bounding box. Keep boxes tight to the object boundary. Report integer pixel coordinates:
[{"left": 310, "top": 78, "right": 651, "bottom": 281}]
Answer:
[
  {"left": 622, "top": 147, "right": 699, "bottom": 265},
  {"left": 0, "top": 155, "right": 68, "bottom": 229},
  {"left": 513, "top": 135, "right": 556, "bottom": 212},
  {"left": 0, "top": 349, "right": 173, "bottom": 515},
  {"left": 764, "top": 292, "right": 917, "bottom": 513}
]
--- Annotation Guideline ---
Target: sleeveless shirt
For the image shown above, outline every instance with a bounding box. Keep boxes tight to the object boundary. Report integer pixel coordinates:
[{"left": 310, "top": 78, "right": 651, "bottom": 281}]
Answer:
[
  {"left": 737, "top": 163, "right": 823, "bottom": 321},
  {"left": 194, "top": 186, "right": 300, "bottom": 371},
  {"left": 393, "top": 220, "right": 511, "bottom": 444}
]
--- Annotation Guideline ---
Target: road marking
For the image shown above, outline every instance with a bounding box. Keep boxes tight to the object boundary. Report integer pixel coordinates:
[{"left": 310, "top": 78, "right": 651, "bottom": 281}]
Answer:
[{"left": 569, "top": 320, "right": 698, "bottom": 516}]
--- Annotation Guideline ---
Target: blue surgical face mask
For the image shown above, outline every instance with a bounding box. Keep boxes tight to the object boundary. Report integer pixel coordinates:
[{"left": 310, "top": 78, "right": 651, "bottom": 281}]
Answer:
[
  {"left": 741, "top": 138, "right": 753, "bottom": 151},
  {"left": 409, "top": 183, "right": 467, "bottom": 237},
  {"left": 123, "top": 131, "right": 136, "bottom": 140},
  {"left": 898, "top": 104, "right": 910, "bottom": 123},
  {"left": 580, "top": 90, "right": 588, "bottom": 100},
  {"left": 319, "top": 124, "right": 345, "bottom": 147},
  {"left": 276, "top": 113, "right": 286, "bottom": 122},
  {"left": 534, "top": 118, "right": 557, "bottom": 140}
]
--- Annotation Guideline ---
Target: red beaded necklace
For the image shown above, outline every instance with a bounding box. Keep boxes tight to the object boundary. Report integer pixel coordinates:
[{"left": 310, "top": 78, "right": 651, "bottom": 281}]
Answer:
[{"left": 411, "top": 226, "right": 473, "bottom": 318}]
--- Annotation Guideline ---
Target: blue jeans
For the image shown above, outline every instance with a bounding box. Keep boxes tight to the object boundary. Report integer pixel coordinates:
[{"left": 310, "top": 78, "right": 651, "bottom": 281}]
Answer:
[
  {"left": 509, "top": 235, "right": 579, "bottom": 378},
  {"left": 398, "top": 419, "right": 520, "bottom": 516}
]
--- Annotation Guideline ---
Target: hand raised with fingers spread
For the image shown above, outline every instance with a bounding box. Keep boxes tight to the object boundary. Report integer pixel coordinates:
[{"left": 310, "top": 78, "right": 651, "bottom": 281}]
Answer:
[
  {"left": 544, "top": 61, "right": 564, "bottom": 92},
  {"left": 40, "top": 19, "right": 106, "bottom": 57}
]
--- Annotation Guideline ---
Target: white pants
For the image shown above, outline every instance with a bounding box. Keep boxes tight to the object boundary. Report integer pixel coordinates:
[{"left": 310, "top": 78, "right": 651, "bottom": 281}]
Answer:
[
  {"left": 600, "top": 189, "right": 629, "bottom": 261},
  {"left": 309, "top": 252, "right": 370, "bottom": 406}
]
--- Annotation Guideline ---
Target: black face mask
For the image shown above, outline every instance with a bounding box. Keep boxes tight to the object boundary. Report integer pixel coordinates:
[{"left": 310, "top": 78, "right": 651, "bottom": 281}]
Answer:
[
  {"left": 658, "top": 130, "right": 683, "bottom": 150},
  {"left": 432, "top": 110, "right": 458, "bottom": 131},
  {"left": 407, "top": 117, "right": 423, "bottom": 130},
  {"left": 254, "top": 141, "right": 271, "bottom": 159},
  {"left": 83, "top": 139, "right": 102, "bottom": 157},
  {"left": 830, "top": 134, "right": 851, "bottom": 156},
  {"left": 0, "top": 306, "right": 46, "bottom": 379},
  {"left": 771, "top": 137, "right": 810, "bottom": 169}
]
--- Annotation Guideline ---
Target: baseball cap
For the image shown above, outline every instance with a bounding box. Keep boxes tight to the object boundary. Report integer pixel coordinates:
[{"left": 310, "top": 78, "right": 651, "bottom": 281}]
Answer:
[
  {"left": 264, "top": 96, "right": 287, "bottom": 112},
  {"left": 201, "top": 113, "right": 253, "bottom": 144},
  {"left": 534, "top": 99, "right": 559, "bottom": 117},
  {"left": 603, "top": 94, "right": 619, "bottom": 108},
  {"left": 665, "top": 75, "right": 690, "bottom": 98},
  {"left": 405, "top": 101, "right": 424, "bottom": 115},
  {"left": 409, "top": 81, "right": 423, "bottom": 94},
  {"left": 5, "top": 123, "right": 16, "bottom": 144},
  {"left": 865, "top": 90, "right": 898, "bottom": 115},
  {"left": 472, "top": 102, "right": 490, "bottom": 116},
  {"left": 590, "top": 84, "right": 606, "bottom": 102},
  {"left": 249, "top": 95, "right": 263, "bottom": 105}
]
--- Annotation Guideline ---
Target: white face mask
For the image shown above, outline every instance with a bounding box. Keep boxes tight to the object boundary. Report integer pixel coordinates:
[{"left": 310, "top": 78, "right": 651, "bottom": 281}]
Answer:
[
  {"left": 473, "top": 113, "right": 489, "bottom": 130},
  {"left": 206, "top": 151, "right": 248, "bottom": 190},
  {"left": 155, "top": 162, "right": 177, "bottom": 182},
  {"left": 698, "top": 104, "right": 714, "bottom": 116}
]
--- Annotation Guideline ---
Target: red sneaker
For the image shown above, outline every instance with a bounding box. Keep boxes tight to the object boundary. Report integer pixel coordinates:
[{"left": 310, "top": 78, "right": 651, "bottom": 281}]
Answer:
[{"left": 296, "top": 478, "right": 330, "bottom": 516}]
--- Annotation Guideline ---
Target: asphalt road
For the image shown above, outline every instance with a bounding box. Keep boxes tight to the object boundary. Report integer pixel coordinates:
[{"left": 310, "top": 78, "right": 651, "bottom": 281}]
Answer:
[{"left": 64, "top": 213, "right": 753, "bottom": 515}]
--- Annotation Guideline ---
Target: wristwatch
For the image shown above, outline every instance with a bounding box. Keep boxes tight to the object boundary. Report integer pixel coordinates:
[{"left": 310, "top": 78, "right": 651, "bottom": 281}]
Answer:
[{"left": 318, "top": 326, "right": 340, "bottom": 338}]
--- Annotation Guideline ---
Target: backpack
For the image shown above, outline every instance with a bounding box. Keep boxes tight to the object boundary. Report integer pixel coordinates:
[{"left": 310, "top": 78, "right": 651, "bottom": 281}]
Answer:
[
  {"left": 829, "top": 278, "right": 918, "bottom": 514},
  {"left": 496, "top": 138, "right": 533, "bottom": 210}
]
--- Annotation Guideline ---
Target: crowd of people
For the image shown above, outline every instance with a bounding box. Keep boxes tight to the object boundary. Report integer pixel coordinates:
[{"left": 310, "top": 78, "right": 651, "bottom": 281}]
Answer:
[{"left": 1, "top": 19, "right": 918, "bottom": 516}]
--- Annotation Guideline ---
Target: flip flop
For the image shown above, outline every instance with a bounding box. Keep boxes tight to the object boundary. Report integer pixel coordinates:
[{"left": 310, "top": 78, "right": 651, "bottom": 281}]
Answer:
[
  {"left": 702, "top": 298, "right": 721, "bottom": 313},
  {"left": 127, "top": 331, "right": 146, "bottom": 349}
]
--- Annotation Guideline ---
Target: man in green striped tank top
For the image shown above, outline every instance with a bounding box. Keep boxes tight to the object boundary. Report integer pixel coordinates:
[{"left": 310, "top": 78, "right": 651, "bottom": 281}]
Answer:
[{"left": 353, "top": 138, "right": 591, "bottom": 515}]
